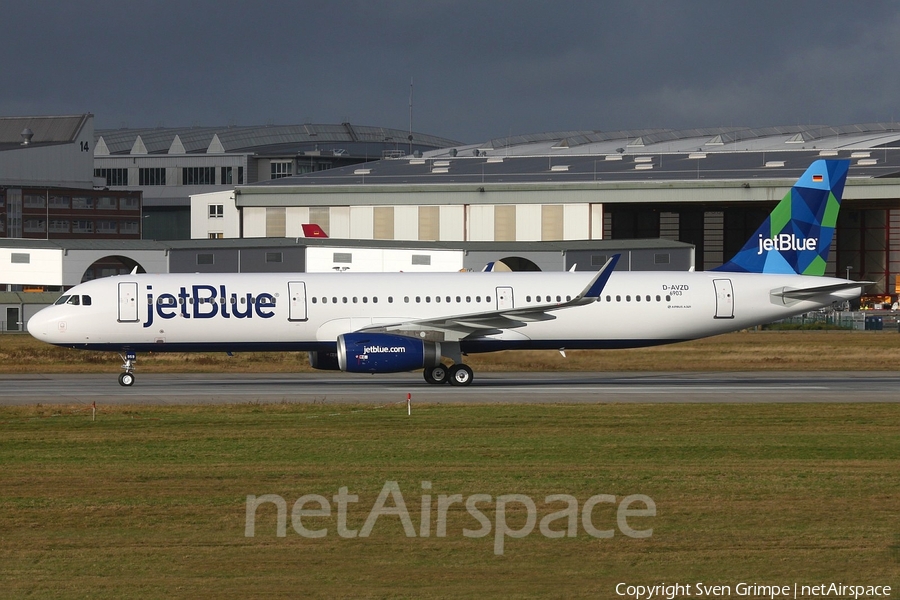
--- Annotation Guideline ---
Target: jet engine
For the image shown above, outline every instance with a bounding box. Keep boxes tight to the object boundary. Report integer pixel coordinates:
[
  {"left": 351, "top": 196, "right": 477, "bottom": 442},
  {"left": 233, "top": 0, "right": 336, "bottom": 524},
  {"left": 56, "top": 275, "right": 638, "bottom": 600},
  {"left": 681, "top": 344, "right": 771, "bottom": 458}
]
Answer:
[
  {"left": 336, "top": 333, "right": 442, "bottom": 373},
  {"left": 308, "top": 350, "right": 340, "bottom": 370}
]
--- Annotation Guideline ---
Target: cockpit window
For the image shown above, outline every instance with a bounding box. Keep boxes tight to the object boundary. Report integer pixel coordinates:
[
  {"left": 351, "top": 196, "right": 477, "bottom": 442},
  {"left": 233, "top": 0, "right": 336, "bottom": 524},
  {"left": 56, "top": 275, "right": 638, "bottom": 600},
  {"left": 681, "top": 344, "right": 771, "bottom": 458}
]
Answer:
[
  {"left": 54, "top": 295, "right": 70, "bottom": 305},
  {"left": 82, "top": 295, "right": 92, "bottom": 306},
  {"left": 66, "top": 295, "right": 80, "bottom": 306}
]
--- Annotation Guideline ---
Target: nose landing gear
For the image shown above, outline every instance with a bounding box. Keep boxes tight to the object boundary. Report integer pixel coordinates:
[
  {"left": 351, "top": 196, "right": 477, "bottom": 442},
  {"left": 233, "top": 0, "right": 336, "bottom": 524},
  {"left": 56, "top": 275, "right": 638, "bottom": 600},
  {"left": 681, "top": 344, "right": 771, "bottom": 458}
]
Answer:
[{"left": 118, "top": 351, "right": 136, "bottom": 387}]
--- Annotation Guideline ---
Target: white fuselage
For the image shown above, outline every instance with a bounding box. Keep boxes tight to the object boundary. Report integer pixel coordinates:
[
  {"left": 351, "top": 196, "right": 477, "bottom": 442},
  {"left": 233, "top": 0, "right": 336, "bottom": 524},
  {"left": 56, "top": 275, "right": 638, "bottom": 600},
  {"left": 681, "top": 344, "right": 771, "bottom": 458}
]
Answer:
[{"left": 27, "top": 270, "right": 862, "bottom": 354}]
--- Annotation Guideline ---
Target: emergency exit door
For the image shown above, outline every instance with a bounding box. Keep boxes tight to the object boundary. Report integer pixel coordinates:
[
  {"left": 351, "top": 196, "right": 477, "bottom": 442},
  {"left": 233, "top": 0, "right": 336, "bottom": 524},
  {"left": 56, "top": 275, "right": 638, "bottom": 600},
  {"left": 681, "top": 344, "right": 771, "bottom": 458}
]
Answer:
[
  {"left": 288, "top": 281, "right": 308, "bottom": 321},
  {"left": 713, "top": 279, "right": 734, "bottom": 319},
  {"left": 496, "top": 286, "right": 514, "bottom": 310},
  {"left": 118, "top": 282, "right": 139, "bottom": 322}
]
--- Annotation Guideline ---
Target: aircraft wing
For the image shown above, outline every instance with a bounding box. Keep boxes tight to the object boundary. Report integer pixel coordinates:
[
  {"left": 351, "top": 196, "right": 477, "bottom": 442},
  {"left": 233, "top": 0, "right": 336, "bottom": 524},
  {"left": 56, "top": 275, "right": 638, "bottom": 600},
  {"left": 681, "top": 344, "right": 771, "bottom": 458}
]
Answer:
[{"left": 358, "top": 255, "right": 619, "bottom": 339}]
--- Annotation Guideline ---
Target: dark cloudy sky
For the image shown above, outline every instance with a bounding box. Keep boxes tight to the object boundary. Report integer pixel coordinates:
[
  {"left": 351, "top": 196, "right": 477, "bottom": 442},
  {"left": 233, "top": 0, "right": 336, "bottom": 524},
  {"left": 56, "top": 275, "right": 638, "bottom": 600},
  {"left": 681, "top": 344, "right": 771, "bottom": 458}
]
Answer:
[{"left": 4, "top": 1, "right": 900, "bottom": 143}]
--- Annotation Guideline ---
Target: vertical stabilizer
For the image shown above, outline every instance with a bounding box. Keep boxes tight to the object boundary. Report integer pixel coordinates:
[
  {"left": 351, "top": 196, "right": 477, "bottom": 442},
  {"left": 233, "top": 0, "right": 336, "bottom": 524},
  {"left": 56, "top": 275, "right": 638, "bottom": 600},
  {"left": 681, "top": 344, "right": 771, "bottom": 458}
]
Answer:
[{"left": 715, "top": 159, "right": 850, "bottom": 275}]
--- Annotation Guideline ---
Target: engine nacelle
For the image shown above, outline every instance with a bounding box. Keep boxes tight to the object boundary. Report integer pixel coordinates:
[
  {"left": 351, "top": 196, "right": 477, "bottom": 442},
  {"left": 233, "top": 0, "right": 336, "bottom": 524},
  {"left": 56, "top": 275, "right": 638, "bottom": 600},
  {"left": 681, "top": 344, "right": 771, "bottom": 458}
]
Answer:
[
  {"left": 308, "top": 351, "right": 340, "bottom": 371},
  {"left": 336, "top": 333, "right": 441, "bottom": 374}
]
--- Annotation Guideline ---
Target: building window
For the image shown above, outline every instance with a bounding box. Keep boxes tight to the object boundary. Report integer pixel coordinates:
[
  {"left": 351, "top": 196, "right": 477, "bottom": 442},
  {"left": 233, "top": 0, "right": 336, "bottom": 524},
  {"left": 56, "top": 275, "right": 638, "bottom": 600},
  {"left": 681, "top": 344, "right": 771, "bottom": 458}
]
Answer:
[
  {"left": 197, "top": 253, "right": 214, "bottom": 265},
  {"left": 208, "top": 204, "right": 224, "bottom": 218},
  {"left": 139, "top": 168, "right": 166, "bottom": 186},
  {"left": 50, "top": 220, "right": 70, "bottom": 233},
  {"left": 24, "top": 194, "right": 46, "bottom": 209},
  {"left": 72, "top": 197, "right": 94, "bottom": 210},
  {"left": 11, "top": 253, "right": 30, "bottom": 264},
  {"left": 97, "top": 197, "right": 117, "bottom": 210},
  {"left": 208, "top": 232, "right": 223, "bottom": 239},
  {"left": 120, "top": 197, "right": 139, "bottom": 211},
  {"left": 24, "top": 219, "right": 46, "bottom": 233},
  {"left": 271, "top": 161, "right": 293, "bottom": 179},
  {"left": 654, "top": 253, "right": 670, "bottom": 264},
  {"left": 49, "top": 195, "right": 70, "bottom": 209},
  {"left": 591, "top": 254, "right": 608, "bottom": 266},
  {"left": 95, "top": 168, "right": 128, "bottom": 186},
  {"left": 183, "top": 167, "right": 215, "bottom": 185},
  {"left": 238, "top": 166, "right": 244, "bottom": 184},
  {"left": 266, "top": 252, "right": 283, "bottom": 263},
  {"left": 97, "top": 221, "right": 118, "bottom": 234},
  {"left": 333, "top": 252, "right": 352, "bottom": 264},
  {"left": 72, "top": 220, "right": 94, "bottom": 233},
  {"left": 221, "top": 167, "right": 233, "bottom": 185},
  {"left": 121, "top": 221, "right": 140, "bottom": 235},
  {"left": 411, "top": 254, "right": 431, "bottom": 265}
]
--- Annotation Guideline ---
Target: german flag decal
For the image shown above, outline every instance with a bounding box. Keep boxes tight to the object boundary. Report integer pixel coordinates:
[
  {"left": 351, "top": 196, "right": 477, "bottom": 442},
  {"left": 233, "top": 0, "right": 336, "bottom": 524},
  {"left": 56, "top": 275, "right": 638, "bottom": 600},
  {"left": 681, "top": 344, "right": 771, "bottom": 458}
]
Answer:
[{"left": 812, "top": 174, "right": 824, "bottom": 182}]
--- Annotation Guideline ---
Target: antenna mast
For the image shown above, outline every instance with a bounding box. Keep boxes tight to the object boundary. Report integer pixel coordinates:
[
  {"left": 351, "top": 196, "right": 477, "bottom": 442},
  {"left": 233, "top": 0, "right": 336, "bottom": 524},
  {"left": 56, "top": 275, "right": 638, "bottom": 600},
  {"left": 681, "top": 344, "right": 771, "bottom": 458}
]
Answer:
[{"left": 408, "top": 77, "right": 413, "bottom": 155}]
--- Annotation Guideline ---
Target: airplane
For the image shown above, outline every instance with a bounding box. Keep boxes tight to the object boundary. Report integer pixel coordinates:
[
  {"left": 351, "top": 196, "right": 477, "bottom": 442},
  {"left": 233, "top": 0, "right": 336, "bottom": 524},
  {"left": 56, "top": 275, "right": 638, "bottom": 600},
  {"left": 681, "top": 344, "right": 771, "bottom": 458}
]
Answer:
[{"left": 27, "top": 159, "right": 865, "bottom": 387}]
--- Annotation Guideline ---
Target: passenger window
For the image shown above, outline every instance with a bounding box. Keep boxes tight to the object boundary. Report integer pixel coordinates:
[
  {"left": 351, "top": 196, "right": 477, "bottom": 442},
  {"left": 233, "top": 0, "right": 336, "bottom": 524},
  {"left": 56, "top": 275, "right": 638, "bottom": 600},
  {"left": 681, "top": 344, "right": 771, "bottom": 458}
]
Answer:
[
  {"left": 656, "top": 295, "right": 661, "bottom": 302},
  {"left": 526, "top": 295, "right": 532, "bottom": 302},
  {"left": 566, "top": 296, "right": 571, "bottom": 301},
  {"left": 616, "top": 295, "right": 621, "bottom": 302},
  {"left": 666, "top": 295, "right": 671, "bottom": 302},
  {"left": 332, "top": 297, "right": 337, "bottom": 304},
  {"left": 435, "top": 296, "right": 440, "bottom": 303},
  {"left": 556, "top": 295, "right": 561, "bottom": 302},
  {"left": 322, "top": 297, "right": 327, "bottom": 304},
  {"left": 416, "top": 297, "right": 421, "bottom": 303},
  {"left": 426, "top": 296, "right": 431, "bottom": 303},
  {"left": 626, "top": 295, "right": 631, "bottom": 302},
  {"left": 388, "top": 297, "right": 393, "bottom": 303},
  {"left": 605, "top": 295, "right": 611, "bottom": 302},
  {"left": 456, "top": 296, "right": 461, "bottom": 303},
  {"left": 466, "top": 296, "right": 471, "bottom": 302},
  {"left": 636, "top": 295, "right": 641, "bottom": 302},
  {"left": 342, "top": 297, "right": 348, "bottom": 303},
  {"left": 352, "top": 297, "right": 358, "bottom": 303},
  {"left": 404, "top": 296, "right": 409, "bottom": 303},
  {"left": 446, "top": 296, "right": 451, "bottom": 303}
]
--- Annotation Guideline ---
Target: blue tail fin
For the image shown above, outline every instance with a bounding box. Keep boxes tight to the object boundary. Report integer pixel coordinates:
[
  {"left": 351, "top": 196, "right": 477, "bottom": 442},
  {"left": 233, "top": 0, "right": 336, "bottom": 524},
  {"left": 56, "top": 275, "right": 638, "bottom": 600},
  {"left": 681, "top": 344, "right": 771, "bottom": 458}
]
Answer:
[{"left": 714, "top": 159, "right": 850, "bottom": 275}]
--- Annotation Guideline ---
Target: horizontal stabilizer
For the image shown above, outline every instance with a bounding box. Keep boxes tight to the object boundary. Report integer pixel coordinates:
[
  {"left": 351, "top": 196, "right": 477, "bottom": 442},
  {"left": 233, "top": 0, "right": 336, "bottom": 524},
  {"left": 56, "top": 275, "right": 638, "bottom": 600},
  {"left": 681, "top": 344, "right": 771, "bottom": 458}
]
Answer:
[{"left": 770, "top": 281, "right": 871, "bottom": 306}]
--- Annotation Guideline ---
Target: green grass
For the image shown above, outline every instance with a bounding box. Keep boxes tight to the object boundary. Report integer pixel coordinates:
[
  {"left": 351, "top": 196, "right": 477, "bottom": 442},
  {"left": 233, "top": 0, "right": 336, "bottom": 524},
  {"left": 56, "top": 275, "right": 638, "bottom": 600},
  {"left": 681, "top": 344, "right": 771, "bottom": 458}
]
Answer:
[{"left": 1, "top": 403, "right": 898, "bottom": 598}]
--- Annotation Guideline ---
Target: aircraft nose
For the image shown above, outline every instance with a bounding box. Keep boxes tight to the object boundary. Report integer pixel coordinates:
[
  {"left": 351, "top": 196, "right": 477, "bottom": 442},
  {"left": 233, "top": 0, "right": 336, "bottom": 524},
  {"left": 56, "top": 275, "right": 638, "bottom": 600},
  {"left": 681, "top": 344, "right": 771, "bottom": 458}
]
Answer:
[{"left": 26, "top": 310, "right": 48, "bottom": 338}]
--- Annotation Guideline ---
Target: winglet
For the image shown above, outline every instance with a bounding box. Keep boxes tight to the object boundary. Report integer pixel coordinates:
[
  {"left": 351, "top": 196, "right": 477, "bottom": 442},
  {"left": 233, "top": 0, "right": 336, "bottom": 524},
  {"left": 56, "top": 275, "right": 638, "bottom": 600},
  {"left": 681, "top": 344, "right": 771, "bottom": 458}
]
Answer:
[{"left": 579, "top": 254, "right": 620, "bottom": 300}]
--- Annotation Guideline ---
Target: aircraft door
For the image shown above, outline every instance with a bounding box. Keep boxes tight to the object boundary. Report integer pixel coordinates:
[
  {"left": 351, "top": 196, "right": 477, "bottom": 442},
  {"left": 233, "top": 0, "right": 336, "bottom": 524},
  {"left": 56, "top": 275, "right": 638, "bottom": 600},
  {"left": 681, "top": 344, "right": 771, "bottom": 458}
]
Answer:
[
  {"left": 118, "top": 282, "right": 139, "bottom": 323},
  {"left": 496, "top": 286, "right": 514, "bottom": 310},
  {"left": 288, "top": 281, "right": 308, "bottom": 322},
  {"left": 713, "top": 279, "right": 734, "bottom": 319}
]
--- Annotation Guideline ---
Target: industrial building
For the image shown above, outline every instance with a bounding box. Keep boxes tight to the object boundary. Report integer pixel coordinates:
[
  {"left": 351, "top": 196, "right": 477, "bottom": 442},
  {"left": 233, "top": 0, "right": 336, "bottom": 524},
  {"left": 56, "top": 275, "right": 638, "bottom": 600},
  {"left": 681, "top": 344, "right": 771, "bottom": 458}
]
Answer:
[
  {"left": 202, "top": 124, "right": 900, "bottom": 294},
  {"left": 93, "top": 123, "right": 461, "bottom": 239},
  {"left": 0, "top": 115, "right": 142, "bottom": 241}
]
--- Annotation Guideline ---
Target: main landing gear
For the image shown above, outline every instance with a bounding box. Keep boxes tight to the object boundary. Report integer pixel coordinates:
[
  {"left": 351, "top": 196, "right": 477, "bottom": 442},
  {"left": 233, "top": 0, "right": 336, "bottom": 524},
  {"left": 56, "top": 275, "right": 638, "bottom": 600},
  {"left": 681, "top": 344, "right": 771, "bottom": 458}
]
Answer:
[
  {"left": 118, "top": 351, "right": 136, "bottom": 387},
  {"left": 423, "top": 363, "right": 473, "bottom": 386}
]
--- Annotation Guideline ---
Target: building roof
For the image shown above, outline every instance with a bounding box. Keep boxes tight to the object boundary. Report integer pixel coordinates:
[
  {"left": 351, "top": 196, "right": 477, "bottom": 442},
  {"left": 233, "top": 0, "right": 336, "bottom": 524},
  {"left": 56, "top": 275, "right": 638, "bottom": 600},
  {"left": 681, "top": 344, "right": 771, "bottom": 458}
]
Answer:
[
  {"left": 237, "top": 122, "right": 900, "bottom": 190},
  {"left": 0, "top": 114, "right": 90, "bottom": 152},
  {"left": 94, "top": 123, "right": 462, "bottom": 159}
]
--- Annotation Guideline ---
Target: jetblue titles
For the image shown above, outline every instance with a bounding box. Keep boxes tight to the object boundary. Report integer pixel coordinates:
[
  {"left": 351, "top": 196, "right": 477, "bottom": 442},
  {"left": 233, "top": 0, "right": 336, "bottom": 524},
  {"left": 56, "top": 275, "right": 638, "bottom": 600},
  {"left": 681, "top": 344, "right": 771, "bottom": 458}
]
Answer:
[
  {"left": 757, "top": 233, "right": 817, "bottom": 255},
  {"left": 143, "top": 285, "right": 276, "bottom": 328}
]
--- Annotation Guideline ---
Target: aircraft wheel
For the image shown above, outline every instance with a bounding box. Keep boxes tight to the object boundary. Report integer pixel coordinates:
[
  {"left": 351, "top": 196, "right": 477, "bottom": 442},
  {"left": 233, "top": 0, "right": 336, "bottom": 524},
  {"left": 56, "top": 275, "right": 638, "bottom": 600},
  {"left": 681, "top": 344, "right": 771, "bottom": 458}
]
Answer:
[
  {"left": 448, "top": 364, "right": 473, "bottom": 386},
  {"left": 423, "top": 365, "right": 448, "bottom": 385},
  {"left": 119, "top": 372, "right": 135, "bottom": 387}
]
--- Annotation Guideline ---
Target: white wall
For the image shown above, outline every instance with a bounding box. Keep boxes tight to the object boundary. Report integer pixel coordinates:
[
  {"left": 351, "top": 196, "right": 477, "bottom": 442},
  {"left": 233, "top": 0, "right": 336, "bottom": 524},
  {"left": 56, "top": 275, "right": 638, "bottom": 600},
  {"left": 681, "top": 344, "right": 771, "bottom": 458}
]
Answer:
[
  {"left": 190, "top": 190, "right": 240, "bottom": 239},
  {"left": 0, "top": 248, "right": 63, "bottom": 285},
  {"left": 305, "top": 246, "right": 463, "bottom": 272}
]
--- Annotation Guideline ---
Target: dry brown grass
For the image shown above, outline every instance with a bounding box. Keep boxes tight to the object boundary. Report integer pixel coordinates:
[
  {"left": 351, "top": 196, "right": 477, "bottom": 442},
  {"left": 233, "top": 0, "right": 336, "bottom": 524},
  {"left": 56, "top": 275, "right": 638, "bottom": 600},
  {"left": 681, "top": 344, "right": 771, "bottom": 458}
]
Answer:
[{"left": 2, "top": 329, "right": 899, "bottom": 373}]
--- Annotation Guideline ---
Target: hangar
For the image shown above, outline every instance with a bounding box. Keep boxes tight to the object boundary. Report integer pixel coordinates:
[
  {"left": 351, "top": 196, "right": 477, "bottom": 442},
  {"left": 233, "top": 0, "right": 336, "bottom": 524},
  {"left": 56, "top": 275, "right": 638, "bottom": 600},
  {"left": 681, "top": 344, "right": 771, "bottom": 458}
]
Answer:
[{"left": 209, "top": 124, "right": 900, "bottom": 295}]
